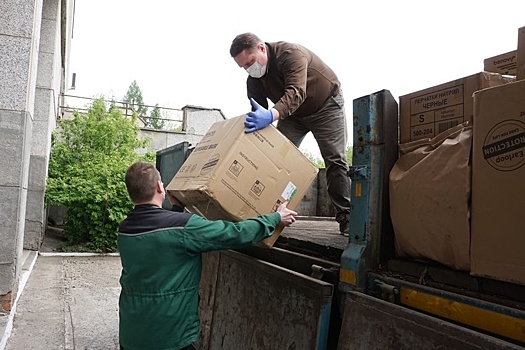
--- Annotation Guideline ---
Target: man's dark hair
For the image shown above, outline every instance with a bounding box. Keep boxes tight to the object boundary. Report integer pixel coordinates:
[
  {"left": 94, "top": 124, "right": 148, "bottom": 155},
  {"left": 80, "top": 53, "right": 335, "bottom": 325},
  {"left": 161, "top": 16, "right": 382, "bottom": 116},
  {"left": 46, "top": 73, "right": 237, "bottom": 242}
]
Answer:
[
  {"left": 125, "top": 162, "right": 160, "bottom": 204},
  {"left": 230, "top": 32, "right": 263, "bottom": 57}
]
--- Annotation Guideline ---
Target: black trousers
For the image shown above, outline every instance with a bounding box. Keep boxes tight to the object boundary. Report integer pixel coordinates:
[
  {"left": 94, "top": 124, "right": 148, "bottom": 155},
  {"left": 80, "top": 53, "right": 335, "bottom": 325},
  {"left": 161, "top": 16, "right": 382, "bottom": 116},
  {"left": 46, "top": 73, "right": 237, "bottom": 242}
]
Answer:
[{"left": 277, "top": 91, "right": 351, "bottom": 224}]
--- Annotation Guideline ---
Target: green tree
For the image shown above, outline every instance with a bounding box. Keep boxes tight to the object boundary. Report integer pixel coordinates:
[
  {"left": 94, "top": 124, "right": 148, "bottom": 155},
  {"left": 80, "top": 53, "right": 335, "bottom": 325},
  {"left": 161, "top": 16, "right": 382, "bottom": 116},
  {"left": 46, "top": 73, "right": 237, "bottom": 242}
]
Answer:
[
  {"left": 147, "top": 104, "right": 165, "bottom": 130},
  {"left": 303, "top": 150, "right": 325, "bottom": 168},
  {"left": 123, "top": 80, "right": 147, "bottom": 118},
  {"left": 302, "top": 145, "right": 353, "bottom": 168},
  {"left": 46, "top": 98, "right": 154, "bottom": 252},
  {"left": 345, "top": 145, "right": 353, "bottom": 166}
]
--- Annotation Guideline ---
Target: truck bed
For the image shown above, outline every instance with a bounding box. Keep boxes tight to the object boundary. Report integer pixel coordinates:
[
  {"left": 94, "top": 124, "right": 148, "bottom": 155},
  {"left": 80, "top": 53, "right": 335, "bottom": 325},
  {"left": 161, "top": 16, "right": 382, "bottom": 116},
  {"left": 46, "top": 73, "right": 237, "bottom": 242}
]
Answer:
[
  {"left": 236, "top": 216, "right": 343, "bottom": 285},
  {"left": 275, "top": 216, "right": 347, "bottom": 263}
]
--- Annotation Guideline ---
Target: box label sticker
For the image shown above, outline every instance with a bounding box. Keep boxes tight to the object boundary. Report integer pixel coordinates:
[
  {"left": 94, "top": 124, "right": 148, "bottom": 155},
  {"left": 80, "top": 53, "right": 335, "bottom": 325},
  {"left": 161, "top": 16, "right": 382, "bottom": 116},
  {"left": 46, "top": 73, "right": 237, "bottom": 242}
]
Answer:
[
  {"left": 484, "top": 51, "right": 517, "bottom": 75},
  {"left": 436, "top": 119, "right": 461, "bottom": 135},
  {"left": 175, "top": 163, "right": 199, "bottom": 179},
  {"left": 410, "top": 85, "right": 463, "bottom": 115},
  {"left": 193, "top": 143, "right": 218, "bottom": 153},
  {"left": 482, "top": 119, "right": 525, "bottom": 171},
  {"left": 239, "top": 151, "right": 258, "bottom": 170},
  {"left": 281, "top": 182, "right": 298, "bottom": 201},
  {"left": 252, "top": 131, "right": 275, "bottom": 149},
  {"left": 409, "top": 84, "right": 465, "bottom": 141},
  {"left": 228, "top": 160, "right": 244, "bottom": 177},
  {"left": 272, "top": 199, "right": 282, "bottom": 212},
  {"left": 251, "top": 180, "right": 266, "bottom": 197},
  {"left": 200, "top": 153, "right": 220, "bottom": 175}
]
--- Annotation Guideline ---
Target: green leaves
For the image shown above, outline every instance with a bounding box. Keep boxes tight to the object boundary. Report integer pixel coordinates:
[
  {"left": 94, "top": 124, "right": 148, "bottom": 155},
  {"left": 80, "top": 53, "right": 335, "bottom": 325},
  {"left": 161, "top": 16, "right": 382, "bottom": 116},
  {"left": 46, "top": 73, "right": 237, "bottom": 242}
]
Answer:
[
  {"left": 147, "top": 103, "right": 165, "bottom": 130},
  {"left": 46, "top": 98, "right": 154, "bottom": 252},
  {"left": 123, "top": 80, "right": 147, "bottom": 118},
  {"left": 302, "top": 145, "right": 353, "bottom": 169}
]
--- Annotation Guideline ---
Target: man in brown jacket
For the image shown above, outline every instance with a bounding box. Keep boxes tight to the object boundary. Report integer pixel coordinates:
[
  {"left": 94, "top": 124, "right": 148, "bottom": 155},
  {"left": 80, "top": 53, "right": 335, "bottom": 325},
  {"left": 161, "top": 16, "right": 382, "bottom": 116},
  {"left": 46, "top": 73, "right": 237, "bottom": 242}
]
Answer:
[{"left": 230, "top": 32, "right": 351, "bottom": 236}]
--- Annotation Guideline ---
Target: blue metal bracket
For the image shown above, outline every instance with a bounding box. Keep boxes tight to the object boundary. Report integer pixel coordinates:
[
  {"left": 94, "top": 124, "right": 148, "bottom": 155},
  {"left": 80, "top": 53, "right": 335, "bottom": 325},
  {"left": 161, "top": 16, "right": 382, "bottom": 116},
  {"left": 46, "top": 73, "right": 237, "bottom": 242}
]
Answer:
[{"left": 339, "top": 90, "right": 398, "bottom": 293}]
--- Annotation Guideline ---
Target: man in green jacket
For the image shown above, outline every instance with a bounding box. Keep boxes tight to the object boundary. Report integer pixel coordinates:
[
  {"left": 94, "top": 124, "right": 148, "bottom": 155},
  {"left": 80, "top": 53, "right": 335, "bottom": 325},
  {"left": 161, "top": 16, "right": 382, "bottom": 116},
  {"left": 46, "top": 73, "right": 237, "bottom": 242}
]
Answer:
[{"left": 118, "top": 161, "right": 297, "bottom": 350}]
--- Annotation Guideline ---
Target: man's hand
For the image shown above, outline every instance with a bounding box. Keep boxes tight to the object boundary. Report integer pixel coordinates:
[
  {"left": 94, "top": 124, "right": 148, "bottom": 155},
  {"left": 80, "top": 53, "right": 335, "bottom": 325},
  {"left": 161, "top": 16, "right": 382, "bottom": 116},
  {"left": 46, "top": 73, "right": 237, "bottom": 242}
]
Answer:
[
  {"left": 166, "top": 191, "right": 185, "bottom": 212},
  {"left": 245, "top": 98, "right": 274, "bottom": 133},
  {"left": 276, "top": 200, "right": 298, "bottom": 227},
  {"left": 166, "top": 191, "right": 182, "bottom": 206}
]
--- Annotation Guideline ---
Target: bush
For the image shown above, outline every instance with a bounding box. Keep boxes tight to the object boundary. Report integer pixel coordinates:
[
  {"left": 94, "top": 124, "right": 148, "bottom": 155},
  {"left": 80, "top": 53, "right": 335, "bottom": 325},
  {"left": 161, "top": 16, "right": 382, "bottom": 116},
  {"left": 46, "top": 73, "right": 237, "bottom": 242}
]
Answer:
[
  {"left": 302, "top": 145, "right": 353, "bottom": 169},
  {"left": 46, "top": 99, "right": 154, "bottom": 252}
]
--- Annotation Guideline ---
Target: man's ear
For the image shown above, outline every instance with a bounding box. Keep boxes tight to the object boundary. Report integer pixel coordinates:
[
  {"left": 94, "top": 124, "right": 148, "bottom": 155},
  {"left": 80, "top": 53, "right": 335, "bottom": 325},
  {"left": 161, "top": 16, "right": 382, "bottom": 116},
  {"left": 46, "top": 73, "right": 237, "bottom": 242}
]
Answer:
[{"left": 156, "top": 180, "right": 164, "bottom": 194}]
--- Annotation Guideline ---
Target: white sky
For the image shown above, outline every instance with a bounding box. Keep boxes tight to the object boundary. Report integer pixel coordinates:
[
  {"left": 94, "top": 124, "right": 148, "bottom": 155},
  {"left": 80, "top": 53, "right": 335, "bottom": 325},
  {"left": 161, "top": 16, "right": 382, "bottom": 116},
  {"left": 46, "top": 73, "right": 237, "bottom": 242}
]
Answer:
[{"left": 68, "top": 0, "right": 525, "bottom": 157}]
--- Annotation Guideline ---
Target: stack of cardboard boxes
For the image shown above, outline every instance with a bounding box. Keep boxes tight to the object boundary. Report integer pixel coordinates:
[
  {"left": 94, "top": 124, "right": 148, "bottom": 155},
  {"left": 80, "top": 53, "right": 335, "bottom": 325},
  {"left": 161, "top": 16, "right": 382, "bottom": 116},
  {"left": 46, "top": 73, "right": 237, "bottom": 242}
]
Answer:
[
  {"left": 391, "top": 26, "right": 525, "bottom": 285},
  {"left": 470, "top": 25, "right": 525, "bottom": 286}
]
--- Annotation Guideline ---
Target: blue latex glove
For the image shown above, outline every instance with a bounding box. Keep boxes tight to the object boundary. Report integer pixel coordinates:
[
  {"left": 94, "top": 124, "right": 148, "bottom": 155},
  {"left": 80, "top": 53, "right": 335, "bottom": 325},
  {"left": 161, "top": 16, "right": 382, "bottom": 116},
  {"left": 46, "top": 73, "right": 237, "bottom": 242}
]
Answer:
[{"left": 244, "top": 98, "right": 273, "bottom": 133}]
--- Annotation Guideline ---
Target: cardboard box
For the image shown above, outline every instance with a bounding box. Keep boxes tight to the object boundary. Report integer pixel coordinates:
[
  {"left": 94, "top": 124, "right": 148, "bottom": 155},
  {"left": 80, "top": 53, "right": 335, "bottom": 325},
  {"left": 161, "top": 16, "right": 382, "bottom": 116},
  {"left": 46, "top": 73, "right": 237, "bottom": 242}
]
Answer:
[
  {"left": 471, "top": 80, "right": 525, "bottom": 285},
  {"left": 166, "top": 115, "right": 319, "bottom": 247},
  {"left": 483, "top": 50, "right": 517, "bottom": 75},
  {"left": 399, "top": 72, "right": 513, "bottom": 143},
  {"left": 518, "top": 26, "right": 525, "bottom": 80}
]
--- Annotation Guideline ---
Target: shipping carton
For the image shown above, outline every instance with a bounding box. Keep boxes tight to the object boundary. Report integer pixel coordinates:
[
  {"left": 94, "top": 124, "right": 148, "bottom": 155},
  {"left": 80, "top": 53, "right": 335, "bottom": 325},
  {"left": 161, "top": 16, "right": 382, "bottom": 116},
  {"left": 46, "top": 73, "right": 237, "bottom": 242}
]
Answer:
[
  {"left": 518, "top": 26, "right": 525, "bottom": 80},
  {"left": 471, "top": 80, "right": 525, "bottom": 285},
  {"left": 483, "top": 50, "right": 517, "bottom": 75},
  {"left": 399, "top": 72, "right": 512, "bottom": 143},
  {"left": 166, "top": 115, "right": 319, "bottom": 248}
]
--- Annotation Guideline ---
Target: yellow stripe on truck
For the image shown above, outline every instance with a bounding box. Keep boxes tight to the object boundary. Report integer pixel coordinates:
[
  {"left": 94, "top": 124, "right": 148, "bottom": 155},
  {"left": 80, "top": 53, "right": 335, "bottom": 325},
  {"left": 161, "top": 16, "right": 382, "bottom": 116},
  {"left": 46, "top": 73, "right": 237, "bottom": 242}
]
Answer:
[
  {"left": 340, "top": 268, "right": 356, "bottom": 285},
  {"left": 400, "top": 287, "right": 525, "bottom": 343}
]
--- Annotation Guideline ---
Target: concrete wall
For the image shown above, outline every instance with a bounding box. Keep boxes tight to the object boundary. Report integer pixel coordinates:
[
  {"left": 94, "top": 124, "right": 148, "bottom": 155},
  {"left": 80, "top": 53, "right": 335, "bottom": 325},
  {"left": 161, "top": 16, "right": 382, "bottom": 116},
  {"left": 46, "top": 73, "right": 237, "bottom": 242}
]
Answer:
[
  {"left": 137, "top": 129, "right": 201, "bottom": 156},
  {"left": 0, "top": 0, "right": 73, "bottom": 313},
  {"left": 182, "top": 105, "right": 226, "bottom": 136},
  {"left": 24, "top": 0, "right": 66, "bottom": 251},
  {"left": 137, "top": 106, "right": 226, "bottom": 155},
  {"left": 0, "top": 0, "right": 42, "bottom": 306}
]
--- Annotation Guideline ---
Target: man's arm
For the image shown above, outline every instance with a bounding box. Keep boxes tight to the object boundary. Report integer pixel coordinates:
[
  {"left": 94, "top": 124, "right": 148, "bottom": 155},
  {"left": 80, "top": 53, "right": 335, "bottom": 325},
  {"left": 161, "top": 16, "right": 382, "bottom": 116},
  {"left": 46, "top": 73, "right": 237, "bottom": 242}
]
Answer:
[
  {"left": 182, "top": 201, "right": 297, "bottom": 253},
  {"left": 271, "top": 49, "right": 308, "bottom": 119}
]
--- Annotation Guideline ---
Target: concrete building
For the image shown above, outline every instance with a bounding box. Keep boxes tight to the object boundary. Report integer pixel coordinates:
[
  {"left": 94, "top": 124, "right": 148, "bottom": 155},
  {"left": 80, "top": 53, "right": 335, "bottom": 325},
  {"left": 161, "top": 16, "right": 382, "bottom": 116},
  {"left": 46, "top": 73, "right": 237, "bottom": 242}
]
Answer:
[
  {"left": 0, "top": 0, "right": 75, "bottom": 316},
  {"left": 138, "top": 105, "right": 227, "bottom": 155},
  {"left": 0, "top": 0, "right": 226, "bottom": 324}
]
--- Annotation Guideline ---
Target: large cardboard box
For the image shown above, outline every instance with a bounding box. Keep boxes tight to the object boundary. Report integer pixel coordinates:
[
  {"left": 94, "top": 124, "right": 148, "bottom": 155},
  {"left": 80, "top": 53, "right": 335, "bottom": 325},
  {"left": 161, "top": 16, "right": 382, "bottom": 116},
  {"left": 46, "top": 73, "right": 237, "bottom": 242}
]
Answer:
[
  {"left": 471, "top": 80, "right": 525, "bottom": 285},
  {"left": 166, "top": 115, "right": 319, "bottom": 247},
  {"left": 483, "top": 50, "right": 517, "bottom": 75},
  {"left": 399, "top": 72, "right": 512, "bottom": 143}
]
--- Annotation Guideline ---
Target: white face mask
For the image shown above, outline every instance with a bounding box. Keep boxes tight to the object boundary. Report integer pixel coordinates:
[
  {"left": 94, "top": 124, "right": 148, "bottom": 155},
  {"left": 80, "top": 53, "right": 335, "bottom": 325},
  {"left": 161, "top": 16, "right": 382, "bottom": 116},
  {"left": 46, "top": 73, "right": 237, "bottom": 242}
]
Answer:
[{"left": 246, "top": 60, "right": 266, "bottom": 78}]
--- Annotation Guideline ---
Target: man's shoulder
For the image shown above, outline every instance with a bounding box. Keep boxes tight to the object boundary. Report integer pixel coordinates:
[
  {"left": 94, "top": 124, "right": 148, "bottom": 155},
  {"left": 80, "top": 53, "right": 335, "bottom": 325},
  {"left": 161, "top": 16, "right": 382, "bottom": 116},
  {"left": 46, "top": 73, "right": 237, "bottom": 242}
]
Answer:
[
  {"left": 270, "top": 41, "right": 311, "bottom": 63},
  {"left": 119, "top": 206, "right": 194, "bottom": 234},
  {"left": 270, "top": 41, "right": 307, "bottom": 52},
  {"left": 151, "top": 208, "right": 194, "bottom": 225}
]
